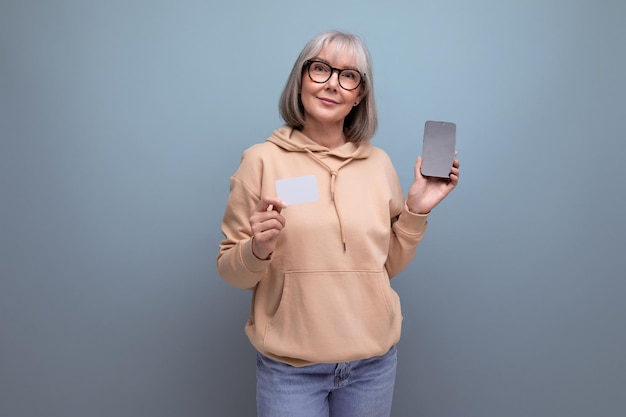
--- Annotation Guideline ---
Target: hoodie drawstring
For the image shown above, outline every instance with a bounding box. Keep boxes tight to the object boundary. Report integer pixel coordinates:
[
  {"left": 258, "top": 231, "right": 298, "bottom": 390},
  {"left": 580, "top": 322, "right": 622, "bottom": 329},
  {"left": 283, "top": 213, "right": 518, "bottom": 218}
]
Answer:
[
  {"left": 329, "top": 171, "right": 337, "bottom": 201},
  {"left": 304, "top": 149, "right": 353, "bottom": 252}
]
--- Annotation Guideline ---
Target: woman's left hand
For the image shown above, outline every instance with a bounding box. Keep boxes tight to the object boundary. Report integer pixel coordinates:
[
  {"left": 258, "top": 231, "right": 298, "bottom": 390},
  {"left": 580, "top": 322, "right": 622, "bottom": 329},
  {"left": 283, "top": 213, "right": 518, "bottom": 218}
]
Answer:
[{"left": 406, "top": 155, "right": 460, "bottom": 215}]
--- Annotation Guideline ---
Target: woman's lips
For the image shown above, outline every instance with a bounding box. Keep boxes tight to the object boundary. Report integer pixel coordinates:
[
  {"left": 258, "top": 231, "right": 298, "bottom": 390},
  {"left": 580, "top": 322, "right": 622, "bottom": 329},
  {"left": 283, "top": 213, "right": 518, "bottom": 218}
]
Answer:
[{"left": 318, "top": 97, "right": 339, "bottom": 105}]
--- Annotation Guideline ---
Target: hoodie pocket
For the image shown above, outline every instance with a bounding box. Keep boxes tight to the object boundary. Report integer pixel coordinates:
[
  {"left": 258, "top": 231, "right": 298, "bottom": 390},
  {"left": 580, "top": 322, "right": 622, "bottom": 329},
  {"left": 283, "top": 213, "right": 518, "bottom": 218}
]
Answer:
[{"left": 263, "top": 270, "right": 401, "bottom": 362}]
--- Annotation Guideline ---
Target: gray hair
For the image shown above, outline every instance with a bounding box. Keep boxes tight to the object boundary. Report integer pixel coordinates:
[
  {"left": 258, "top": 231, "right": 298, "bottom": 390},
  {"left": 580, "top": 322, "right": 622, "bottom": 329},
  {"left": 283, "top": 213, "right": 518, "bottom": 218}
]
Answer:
[{"left": 279, "top": 30, "right": 378, "bottom": 145}]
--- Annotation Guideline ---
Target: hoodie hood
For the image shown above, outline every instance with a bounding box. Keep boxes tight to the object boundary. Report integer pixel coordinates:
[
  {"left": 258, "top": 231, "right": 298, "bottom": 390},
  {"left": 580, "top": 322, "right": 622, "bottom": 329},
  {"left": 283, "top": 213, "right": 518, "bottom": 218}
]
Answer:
[
  {"left": 267, "top": 125, "right": 372, "bottom": 159},
  {"left": 267, "top": 125, "right": 373, "bottom": 252}
]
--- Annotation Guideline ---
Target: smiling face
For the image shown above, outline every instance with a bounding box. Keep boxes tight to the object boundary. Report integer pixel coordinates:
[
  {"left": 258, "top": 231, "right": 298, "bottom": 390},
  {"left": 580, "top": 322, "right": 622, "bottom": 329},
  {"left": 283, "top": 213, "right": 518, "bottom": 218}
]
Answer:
[{"left": 299, "top": 43, "right": 364, "bottom": 135}]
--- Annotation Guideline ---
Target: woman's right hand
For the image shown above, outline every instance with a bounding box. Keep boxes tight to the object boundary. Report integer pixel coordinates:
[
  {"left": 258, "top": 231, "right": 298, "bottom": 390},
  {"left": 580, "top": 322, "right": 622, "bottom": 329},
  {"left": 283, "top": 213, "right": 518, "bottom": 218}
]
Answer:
[{"left": 250, "top": 196, "right": 287, "bottom": 260}]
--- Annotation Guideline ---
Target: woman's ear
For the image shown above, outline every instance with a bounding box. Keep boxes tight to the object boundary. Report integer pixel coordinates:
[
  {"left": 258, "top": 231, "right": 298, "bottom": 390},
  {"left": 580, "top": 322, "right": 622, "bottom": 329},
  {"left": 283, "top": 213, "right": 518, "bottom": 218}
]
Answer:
[{"left": 354, "top": 88, "right": 364, "bottom": 106}]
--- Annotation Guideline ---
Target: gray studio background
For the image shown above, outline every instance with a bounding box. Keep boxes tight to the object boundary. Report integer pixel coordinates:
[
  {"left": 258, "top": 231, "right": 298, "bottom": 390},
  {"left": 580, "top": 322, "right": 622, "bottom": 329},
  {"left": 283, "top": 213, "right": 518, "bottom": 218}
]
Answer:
[{"left": 1, "top": 1, "right": 625, "bottom": 416}]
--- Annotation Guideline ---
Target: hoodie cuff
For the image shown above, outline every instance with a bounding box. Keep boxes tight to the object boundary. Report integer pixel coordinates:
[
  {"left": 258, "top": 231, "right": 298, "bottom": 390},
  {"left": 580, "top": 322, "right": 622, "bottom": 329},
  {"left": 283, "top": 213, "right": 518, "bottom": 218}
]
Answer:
[
  {"left": 394, "top": 204, "right": 429, "bottom": 237},
  {"left": 241, "top": 238, "right": 272, "bottom": 273}
]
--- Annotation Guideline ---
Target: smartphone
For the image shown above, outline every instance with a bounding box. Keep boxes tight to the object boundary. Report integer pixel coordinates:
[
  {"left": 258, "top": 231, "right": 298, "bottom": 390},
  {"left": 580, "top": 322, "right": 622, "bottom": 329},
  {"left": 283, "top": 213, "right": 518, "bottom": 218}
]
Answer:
[{"left": 420, "top": 120, "right": 456, "bottom": 178}]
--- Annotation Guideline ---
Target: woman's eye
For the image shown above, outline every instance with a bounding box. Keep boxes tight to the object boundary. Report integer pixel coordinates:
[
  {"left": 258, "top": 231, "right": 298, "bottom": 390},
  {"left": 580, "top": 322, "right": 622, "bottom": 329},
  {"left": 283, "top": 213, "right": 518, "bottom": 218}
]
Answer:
[{"left": 313, "top": 64, "right": 329, "bottom": 73}]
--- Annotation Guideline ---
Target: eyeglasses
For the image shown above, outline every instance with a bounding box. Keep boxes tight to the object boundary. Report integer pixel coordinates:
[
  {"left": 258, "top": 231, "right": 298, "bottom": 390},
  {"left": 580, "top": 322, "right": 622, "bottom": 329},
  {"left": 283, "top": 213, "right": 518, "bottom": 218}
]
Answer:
[{"left": 304, "top": 60, "right": 364, "bottom": 91}]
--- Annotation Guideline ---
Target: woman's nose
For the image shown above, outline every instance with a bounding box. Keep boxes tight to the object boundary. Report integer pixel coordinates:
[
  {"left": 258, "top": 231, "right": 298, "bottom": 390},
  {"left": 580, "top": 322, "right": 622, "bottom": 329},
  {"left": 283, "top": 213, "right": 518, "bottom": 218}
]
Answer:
[{"left": 325, "top": 70, "right": 340, "bottom": 89}]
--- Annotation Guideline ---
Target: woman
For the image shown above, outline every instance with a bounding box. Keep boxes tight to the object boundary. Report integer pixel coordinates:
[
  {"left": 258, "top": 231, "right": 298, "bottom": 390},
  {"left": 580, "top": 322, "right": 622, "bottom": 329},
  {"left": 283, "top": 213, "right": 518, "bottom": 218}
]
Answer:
[{"left": 217, "top": 30, "right": 460, "bottom": 417}]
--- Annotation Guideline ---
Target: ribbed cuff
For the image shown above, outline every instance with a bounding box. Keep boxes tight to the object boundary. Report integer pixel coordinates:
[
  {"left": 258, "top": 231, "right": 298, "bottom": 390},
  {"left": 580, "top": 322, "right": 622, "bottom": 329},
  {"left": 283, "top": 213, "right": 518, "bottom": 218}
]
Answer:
[
  {"left": 241, "top": 238, "right": 272, "bottom": 273},
  {"left": 394, "top": 204, "right": 428, "bottom": 237}
]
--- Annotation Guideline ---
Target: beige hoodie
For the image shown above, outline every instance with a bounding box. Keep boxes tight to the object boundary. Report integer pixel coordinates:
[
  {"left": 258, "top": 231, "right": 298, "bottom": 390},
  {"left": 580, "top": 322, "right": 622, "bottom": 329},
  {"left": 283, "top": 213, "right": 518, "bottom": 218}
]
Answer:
[{"left": 217, "top": 126, "right": 428, "bottom": 366}]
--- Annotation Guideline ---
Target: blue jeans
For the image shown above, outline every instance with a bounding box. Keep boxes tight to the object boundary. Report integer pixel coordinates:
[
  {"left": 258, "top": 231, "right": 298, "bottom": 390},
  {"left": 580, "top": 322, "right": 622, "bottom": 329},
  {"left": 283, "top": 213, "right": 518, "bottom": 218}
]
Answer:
[{"left": 256, "top": 345, "right": 398, "bottom": 417}]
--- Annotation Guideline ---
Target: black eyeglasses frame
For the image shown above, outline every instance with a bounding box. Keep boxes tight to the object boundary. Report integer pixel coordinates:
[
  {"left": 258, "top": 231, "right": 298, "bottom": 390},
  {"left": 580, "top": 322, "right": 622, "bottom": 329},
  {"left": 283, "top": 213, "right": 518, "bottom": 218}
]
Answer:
[{"left": 304, "top": 59, "right": 365, "bottom": 91}]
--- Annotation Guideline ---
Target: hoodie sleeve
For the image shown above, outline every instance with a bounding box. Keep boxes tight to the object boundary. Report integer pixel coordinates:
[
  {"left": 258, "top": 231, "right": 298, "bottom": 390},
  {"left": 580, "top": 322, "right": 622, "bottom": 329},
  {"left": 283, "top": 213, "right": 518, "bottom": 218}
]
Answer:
[
  {"left": 216, "top": 148, "right": 270, "bottom": 289},
  {"left": 386, "top": 206, "right": 428, "bottom": 278},
  {"left": 384, "top": 159, "right": 429, "bottom": 278}
]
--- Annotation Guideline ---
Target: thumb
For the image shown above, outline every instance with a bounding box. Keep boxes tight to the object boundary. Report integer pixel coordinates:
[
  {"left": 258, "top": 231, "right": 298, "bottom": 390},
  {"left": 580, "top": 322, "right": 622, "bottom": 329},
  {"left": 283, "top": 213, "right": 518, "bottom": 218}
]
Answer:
[
  {"left": 256, "top": 196, "right": 286, "bottom": 213},
  {"left": 414, "top": 156, "right": 424, "bottom": 179}
]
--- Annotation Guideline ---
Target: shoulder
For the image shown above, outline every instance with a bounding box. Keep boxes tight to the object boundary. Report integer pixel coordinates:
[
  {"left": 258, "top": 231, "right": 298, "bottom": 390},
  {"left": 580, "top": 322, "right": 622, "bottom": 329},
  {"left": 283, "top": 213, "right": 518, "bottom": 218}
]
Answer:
[
  {"left": 364, "top": 143, "right": 394, "bottom": 166},
  {"left": 233, "top": 138, "right": 283, "bottom": 180},
  {"left": 242, "top": 141, "right": 278, "bottom": 158},
  {"left": 362, "top": 143, "right": 401, "bottom": 186}
]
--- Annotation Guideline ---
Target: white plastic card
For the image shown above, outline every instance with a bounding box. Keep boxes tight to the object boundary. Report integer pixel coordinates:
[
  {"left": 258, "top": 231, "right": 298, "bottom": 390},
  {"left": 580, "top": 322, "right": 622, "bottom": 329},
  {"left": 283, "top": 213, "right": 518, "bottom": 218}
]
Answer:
[{"left": 275, "top": 175, "right": 319, "bottom": 205}]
